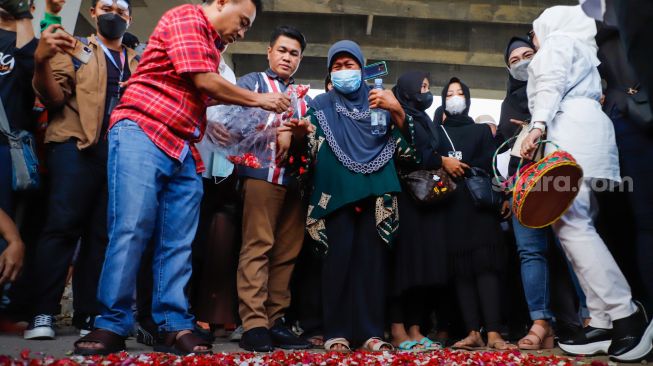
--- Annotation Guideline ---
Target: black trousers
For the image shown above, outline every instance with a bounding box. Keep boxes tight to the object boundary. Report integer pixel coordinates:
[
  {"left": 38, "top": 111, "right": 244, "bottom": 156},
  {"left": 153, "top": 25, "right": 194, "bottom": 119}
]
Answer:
[
  {"left": 287, "top": 235, "right": 323, "bottom": 336},
  {"left": 455, "top": 272, "right": 502, "bottom": 333},
  {"left": 30, "top": 141, "right": 108, "bottom": 318},
  {"left": 323, "top": 202, "right": 386, "bottom": 346},
  {"left": 388, "top": 288, "right": 429, "bottom": 328}
]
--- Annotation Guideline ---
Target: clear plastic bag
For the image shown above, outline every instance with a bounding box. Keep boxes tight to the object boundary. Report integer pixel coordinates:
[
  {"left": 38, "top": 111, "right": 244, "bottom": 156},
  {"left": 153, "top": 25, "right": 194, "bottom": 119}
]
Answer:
[{"left": 205, "top": 84, "right": 310, "bottom": 169}]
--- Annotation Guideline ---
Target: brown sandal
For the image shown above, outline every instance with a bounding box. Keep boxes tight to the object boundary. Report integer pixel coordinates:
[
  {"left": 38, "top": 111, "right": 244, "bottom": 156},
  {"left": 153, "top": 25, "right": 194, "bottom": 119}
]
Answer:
[
  {"left": 154, "top": 331, "right": 213, "bottom": 355},
  {"left": 518, "top": 323, "right": 555, "bottom": 350},
  {"left": 74, "top": 329, "right": 127, "bottom": 356},
  {"left": 452, "top": 334, "right": 486, "bottom": 351},
  {"left": 488, "top": 339, "right": 518, "bottom": 350}
]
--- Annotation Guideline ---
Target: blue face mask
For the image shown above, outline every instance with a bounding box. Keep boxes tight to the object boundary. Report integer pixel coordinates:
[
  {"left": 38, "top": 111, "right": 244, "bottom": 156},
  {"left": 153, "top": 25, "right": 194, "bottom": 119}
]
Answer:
[
  {"left": 331, "top": 70, "right": 362, "bottom": 94},
  {"left": 211, "top": 152, "right": 234, "bottom": 178}
]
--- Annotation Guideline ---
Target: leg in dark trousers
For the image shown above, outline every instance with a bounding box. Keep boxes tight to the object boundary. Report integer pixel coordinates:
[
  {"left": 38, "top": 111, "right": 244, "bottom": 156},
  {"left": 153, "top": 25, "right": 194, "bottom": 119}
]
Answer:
[
  {"left": 30, "top": 141, "right": 107, "bottom": 317},
  {"left": 72, "top": 185, "right": 109, "bottom": 323},
  {"left": 323, "top": 204, "right": 387, "bottom": 347},
  {"left": 612, "top": 109, "right": 653, "bottom": 311},
  {"left": 455, "top": 276, "right": 481, "bottom": 332},
  {"left": 476, "top": 272, "right": 502, "bottom": 333},
  {"left": 288, "top": 237, "right": 323, "bottom": 337},
  {"left": 402, "top": 288, "right": 426, "bottom": 328}
]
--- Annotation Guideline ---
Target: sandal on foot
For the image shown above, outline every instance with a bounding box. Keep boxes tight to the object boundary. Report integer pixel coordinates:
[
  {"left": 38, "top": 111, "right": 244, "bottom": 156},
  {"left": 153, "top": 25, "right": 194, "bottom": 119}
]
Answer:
[
  {"left": 518, "top": 323, "right": 554, "bottom": 350},
  {"left": 418, "top": 337, "right": 441, "bottom": 350},
  {"left": 362, "top": 337, "right": 395, "bottom": 352},
  {"left": 452, "top": 335, "right": 485, "bottom": 351},
  {"left": 396, "top": 340, "right": 425, "bottom": 352},
  {"left": 324, "top": 337, "right": 351, "bottom": 352},
  {"left": 488, "top": 339, "right": 517, "bottom": 350},
  {"left": 74, "top": 329, "right": 126, "bottom": 356},
  {"left": 153, "top": 331, "right": 213, "bottom": 355},
  {"left": 304, "top": 335, "right": 324, "bottom": 349}
]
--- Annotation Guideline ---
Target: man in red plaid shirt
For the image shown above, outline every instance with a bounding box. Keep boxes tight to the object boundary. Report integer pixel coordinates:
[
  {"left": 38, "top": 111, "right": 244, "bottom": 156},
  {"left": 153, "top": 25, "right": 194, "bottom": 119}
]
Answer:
[{"left": 74, "top": 0, "right": 290, "bottom": 356}]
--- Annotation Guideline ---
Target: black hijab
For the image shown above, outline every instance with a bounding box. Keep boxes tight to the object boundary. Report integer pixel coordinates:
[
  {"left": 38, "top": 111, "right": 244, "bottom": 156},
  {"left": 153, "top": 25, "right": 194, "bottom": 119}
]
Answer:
[
  {"left": 499, "top": 37, "right": 535, "bottom": 133},
  {"left": 393, "top": 71, "right": 440, "bottom": 148},
  {"left": 441, "top": 77, "right": 475, "bottom": 127}
]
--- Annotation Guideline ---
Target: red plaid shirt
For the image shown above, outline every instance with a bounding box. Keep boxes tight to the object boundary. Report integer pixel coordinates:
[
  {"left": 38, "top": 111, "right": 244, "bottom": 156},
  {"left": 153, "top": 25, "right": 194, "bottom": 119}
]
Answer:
[{"left": 110, "top": 4, "right": 221, "bottom": 173}]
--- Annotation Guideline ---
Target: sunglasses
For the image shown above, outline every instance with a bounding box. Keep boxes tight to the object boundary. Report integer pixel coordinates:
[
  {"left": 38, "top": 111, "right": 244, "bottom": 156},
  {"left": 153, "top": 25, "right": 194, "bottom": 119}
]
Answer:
[
  {"left": 99, "top": 0, "right": 129, "bottom": 11},
  {"left": 527, "top": 29, "right": 535, "bottom": 41}
]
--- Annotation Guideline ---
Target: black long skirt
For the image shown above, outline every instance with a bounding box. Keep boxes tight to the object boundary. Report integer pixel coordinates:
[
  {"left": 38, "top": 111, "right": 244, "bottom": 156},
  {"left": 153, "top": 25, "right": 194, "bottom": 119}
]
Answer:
[{"left": 391, "top": 191, "right": 448, "bottom": 296}]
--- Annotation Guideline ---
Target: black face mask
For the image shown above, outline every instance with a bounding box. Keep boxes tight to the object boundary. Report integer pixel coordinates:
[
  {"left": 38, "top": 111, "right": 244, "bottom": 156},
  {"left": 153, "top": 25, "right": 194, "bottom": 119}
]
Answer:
[
  {"left": 97, "top": 13, "right": 128, "bottom": 40},
  {"left": 415, "top": 92, "right": 434, "bottom": 111}
]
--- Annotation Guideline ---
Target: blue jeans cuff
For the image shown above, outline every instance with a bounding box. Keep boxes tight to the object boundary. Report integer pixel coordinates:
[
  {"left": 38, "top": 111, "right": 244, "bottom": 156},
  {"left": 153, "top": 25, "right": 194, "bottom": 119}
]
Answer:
[
  {"left": 93, "top": 319, "right": 131, "bottom": 338},
  {"left": 529, "top": 310, "right": 554, "bottom": 321},
  {"left": 158, "top": 321, "right": 196, "bottom": 334}
]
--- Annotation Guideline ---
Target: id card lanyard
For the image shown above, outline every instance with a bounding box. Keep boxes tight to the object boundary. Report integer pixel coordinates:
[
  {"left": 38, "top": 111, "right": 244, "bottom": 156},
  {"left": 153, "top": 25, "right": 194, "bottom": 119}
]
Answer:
[
  {"left": 440, "top": 125, "right": 463, "bottom": 161},
  {"left": 96, "top": 37, "right": 126, "bottom": 86}
]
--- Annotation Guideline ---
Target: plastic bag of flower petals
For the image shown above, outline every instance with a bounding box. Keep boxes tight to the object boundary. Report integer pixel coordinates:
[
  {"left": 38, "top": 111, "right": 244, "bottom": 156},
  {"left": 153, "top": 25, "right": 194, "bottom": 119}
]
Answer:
[{"left": 206, "top": 84, "right": 310, "bottom": 169}]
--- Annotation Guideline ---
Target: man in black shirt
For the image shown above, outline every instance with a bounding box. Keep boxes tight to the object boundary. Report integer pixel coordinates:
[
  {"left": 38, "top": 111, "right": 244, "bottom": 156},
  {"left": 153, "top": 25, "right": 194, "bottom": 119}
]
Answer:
[{"left": 0, "top": 1, "right": 37, "bottom": 217}]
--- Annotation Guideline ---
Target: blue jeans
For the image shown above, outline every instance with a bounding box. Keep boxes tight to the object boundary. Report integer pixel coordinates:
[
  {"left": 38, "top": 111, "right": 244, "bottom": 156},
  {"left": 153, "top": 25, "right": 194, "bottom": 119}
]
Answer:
[
  {"left": 512, "top": 216, "right": 555, "bottom": 321},
  {"left": 94, "top": 120, "right": 203, "bottom": 336}
]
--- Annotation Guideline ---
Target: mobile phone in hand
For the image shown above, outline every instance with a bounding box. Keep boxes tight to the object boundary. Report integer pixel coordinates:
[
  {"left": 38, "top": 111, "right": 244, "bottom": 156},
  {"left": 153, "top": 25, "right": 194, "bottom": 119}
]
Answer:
[{"left": 58, "top": 28, "right": 93, "bottom": 64}]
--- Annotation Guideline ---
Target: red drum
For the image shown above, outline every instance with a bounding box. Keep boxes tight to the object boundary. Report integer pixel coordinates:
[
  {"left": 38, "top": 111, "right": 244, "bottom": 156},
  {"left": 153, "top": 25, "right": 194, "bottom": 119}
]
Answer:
[{"left": 512, "top": 141, "right": 583, "bottom": 228}]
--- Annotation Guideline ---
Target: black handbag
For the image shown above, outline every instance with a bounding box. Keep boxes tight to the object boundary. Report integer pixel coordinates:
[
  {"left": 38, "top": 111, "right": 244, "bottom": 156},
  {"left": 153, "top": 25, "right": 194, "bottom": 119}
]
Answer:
[
  {"left": 400, "top": 117, "right": 456, "bottom": 205},
  {"left": 464, "top": 167, "right": 503, "bottom": 211},
  {"left": 625, "top": 84, "right": 653, "bottom": 131},
  {"left": 402, "top": 168, "right": 456, "bottom": 205}
]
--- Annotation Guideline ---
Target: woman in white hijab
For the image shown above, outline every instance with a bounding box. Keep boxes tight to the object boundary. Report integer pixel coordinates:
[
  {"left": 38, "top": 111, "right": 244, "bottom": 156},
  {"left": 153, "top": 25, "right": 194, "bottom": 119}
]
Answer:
[{"left": 521, "top": 5, "right": 653, "bottom": 362}]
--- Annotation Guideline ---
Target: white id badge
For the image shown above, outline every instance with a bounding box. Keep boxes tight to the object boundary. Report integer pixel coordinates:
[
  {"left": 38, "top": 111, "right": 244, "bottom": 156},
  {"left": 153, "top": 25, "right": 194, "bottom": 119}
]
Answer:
[{"left": 448, "top": 151, "right": 463, "bottom": 161}]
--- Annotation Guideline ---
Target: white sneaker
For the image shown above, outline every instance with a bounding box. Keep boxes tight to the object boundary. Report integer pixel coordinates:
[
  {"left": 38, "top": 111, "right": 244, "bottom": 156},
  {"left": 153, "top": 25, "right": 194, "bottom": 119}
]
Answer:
[{"left": 24, "top": 314, "right": 56, "bottom": 340}]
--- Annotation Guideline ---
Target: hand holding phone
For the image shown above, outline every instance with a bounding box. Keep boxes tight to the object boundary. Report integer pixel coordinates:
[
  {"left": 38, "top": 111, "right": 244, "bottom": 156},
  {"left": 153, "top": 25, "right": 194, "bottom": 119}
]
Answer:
[
  {"left": 35, "top": 25, "right": 92, "bottom": 64},
  {"left": 58, "top": 28, "right": 93, "bottom": 64}
]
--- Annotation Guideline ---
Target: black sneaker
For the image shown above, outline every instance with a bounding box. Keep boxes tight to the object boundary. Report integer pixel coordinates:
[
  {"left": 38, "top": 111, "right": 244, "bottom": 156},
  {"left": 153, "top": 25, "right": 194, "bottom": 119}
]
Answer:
[
  {"left": 269, "top": 318, "right": 311, "bottom": 350},
  {"left": 609, "top": 302, "right": 653, "bottom": 362},
  {"left": 136, "top": 319, "right": 159, "bottom": 346},
  {"left": 239, "top": 327, "right": 274, "bottom": 352},
  {"left": 558, "top": 326, "right": 612, "bottom": 356},
  {"left": 23, "top": 314, "right": 55, "bottom": 340},
  {"left": 78, "top": 315, "right": 97, "bottom": 337}
]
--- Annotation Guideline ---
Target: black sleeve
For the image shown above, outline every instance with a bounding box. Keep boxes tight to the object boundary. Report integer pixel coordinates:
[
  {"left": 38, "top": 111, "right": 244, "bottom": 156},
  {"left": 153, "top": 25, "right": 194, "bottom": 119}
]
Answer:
[
  {"left": 414, "top": 121, "right": 442, "bottom": 170},
  {"left": 15, "top": 37, "right": 37, "bottom": 79}
]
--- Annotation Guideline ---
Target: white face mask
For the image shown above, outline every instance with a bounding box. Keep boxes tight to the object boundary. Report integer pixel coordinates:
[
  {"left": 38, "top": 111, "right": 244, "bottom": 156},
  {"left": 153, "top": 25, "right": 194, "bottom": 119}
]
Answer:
[
  {"left": 509, "top": 59, "right": 531, "bottom": 82},
  {"left": 445, "top": 95, "right": 467, "bottom": 115}
]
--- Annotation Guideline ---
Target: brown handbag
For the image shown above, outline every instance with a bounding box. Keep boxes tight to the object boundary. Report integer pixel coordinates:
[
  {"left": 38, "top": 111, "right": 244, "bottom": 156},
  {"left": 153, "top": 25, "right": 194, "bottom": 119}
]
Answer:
[{"left": 402, "top": 169, "right": 456, "bottom": 205}]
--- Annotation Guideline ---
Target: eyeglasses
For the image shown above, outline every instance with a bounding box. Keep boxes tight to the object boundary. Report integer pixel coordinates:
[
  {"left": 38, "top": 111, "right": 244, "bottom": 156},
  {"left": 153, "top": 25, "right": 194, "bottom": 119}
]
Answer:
[{"left": 99, "top": 0, "right": 129, "bottom": 11}]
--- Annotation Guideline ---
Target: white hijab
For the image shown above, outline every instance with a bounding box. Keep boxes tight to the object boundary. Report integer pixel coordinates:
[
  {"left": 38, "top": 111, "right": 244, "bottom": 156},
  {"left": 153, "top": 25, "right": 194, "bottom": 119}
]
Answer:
[{"left": 533, "top": 5, "right": 600, "bottom": 66}]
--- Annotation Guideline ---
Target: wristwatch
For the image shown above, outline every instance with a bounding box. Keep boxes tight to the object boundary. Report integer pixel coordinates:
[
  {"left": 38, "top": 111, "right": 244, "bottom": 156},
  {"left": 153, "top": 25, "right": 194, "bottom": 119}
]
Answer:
[{"left": 528, "top": 121, "right": 546, "bottom": 133}]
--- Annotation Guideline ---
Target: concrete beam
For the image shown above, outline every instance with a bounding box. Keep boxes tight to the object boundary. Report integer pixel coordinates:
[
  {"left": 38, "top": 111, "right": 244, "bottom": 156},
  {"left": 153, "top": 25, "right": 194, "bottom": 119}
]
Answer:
[
  {"left": 261, "top": 0, "right": 562, "bottom": 25},
  {"left": 228, "top": 41, "right": 505, "bottom": 68}
]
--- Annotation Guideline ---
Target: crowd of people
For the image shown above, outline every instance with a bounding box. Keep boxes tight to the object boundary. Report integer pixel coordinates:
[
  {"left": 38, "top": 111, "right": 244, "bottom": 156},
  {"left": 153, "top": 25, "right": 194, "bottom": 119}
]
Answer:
[{"left": 0, "top": 0, "right": 652, "bottom": 362}]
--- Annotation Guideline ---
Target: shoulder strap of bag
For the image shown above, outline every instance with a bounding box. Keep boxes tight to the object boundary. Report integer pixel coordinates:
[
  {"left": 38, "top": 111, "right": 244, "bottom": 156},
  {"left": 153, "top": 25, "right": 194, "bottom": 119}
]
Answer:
[
  {"left": 439, "top": 125, "right": 456, "bottom": 152},
  {"left": 0, "top": 98, "right": 14, "bottom": 137}
]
